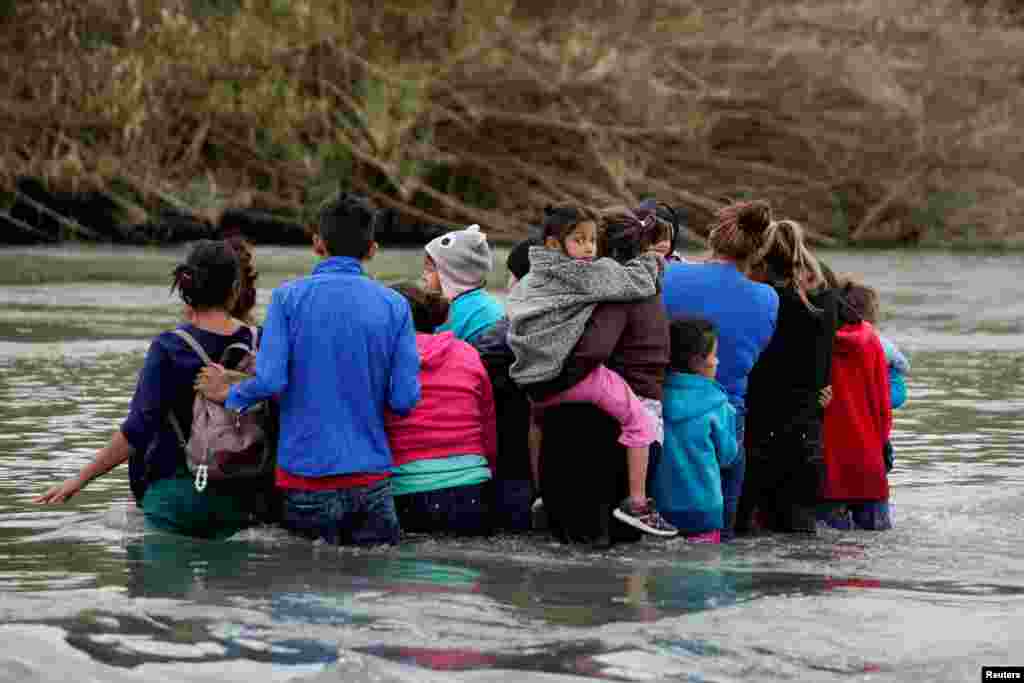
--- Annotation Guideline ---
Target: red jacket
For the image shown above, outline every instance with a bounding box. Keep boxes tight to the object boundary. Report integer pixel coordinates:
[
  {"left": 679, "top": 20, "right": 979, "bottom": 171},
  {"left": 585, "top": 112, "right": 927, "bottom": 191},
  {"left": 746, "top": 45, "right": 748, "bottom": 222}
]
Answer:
[
  {"left": 822, "top": 322, "right": 892, "bottom": 501},
  {"left": 385, "top": 332, "right": 497, "bottom": 469}
]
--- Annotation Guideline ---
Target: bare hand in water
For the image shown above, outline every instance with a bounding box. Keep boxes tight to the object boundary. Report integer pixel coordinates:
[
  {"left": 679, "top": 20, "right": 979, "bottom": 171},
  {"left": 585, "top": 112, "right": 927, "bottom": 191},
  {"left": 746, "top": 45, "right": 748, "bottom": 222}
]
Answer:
[
  {"left": 819, "top": 385, "right": 833, "bottom": 408},
  {"left": 34, "top": 477, "right": 85, "bottom": 504},
  {"left": 196, "top": 364, "right": 231, "bottom": 404}
]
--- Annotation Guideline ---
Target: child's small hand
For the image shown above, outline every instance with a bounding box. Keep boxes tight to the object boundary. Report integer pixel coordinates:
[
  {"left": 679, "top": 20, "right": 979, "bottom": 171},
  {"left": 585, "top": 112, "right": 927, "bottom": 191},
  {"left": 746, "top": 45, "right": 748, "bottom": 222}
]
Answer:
[{"left": 819, "top": 385, "right": 833, "bottom": 408}]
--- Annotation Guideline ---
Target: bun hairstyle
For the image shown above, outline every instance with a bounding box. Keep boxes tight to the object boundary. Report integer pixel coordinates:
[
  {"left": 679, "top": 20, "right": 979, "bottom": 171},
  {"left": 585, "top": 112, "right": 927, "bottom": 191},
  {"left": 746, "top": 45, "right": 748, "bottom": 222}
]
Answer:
[
  {"left": 708, "top": 200, "right": 773, "bottom": 263},
  {"left": 600, "top": 204, "right": 661, "bottom": 262},
  {"left": 541, "top": 205, "right": 598, "bottom": 246},
  {"left": 392, "top": 281, "right": 451, "bottom": 334},
  {"left": 750, "top": 218, "right": 825, "bottom": 312},
  {"left": 171, "top": 239, "right": 241, "bottom": 311}
]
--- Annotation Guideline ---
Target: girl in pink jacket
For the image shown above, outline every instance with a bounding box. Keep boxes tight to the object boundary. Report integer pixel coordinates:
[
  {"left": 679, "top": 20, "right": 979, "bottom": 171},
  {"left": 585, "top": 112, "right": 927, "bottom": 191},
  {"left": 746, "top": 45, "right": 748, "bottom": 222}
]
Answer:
[{"left": 385, "top": 283, "right": 497, "bottom": 536}]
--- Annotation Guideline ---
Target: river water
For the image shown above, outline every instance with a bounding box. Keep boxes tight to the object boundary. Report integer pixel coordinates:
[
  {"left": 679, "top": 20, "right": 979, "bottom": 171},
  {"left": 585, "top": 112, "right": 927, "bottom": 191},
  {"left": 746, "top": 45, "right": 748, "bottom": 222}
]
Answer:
[{"left": 0, "top": 246, "right": 1021, "bottom": 682}]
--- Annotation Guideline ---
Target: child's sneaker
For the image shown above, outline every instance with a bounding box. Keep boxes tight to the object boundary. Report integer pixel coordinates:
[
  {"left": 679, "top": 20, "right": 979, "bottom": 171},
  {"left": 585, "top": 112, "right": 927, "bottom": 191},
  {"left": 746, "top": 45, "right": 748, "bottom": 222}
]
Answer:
[{"left": 613, "top": 498, "right": 678, "bottom": 537}]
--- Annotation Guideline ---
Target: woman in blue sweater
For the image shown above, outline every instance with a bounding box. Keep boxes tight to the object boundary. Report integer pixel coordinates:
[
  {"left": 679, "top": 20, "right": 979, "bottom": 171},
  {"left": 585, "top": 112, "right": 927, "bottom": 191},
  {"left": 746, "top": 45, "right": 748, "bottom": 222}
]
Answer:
[{"left": 661, "top": 201, "right": 779, "bottom": 540}]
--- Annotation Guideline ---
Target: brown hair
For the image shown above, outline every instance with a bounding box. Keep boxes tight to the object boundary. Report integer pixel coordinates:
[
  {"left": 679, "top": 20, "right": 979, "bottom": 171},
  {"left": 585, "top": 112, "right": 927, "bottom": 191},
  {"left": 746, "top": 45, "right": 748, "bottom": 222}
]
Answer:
[
  {"left": 392, "top": 282, "right": 450, "bottom": 333},
  {"left": 750, "top": 219, "right": 824, "bottom": 312},
  {"left": 707, "top": 200, "right": 773, "bottom": 264},
  {"left": 225, "top": 235, "right": 258, "bottom": 324},
  {"left": 541, "top": 205, "right": 599, "bottom": 246},
  {"left": 840, "top": 278, "right": 880, "bottom": 324},
  {"left": 599, "top": 204, "right": 661, "bottom": 261}
]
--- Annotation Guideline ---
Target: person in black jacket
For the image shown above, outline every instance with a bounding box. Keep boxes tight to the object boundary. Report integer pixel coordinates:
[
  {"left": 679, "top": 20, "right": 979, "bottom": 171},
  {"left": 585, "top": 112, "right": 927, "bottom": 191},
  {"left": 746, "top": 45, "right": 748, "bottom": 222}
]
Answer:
[{"left": 739, "top": 220, "right": 839, "bottom": 534}]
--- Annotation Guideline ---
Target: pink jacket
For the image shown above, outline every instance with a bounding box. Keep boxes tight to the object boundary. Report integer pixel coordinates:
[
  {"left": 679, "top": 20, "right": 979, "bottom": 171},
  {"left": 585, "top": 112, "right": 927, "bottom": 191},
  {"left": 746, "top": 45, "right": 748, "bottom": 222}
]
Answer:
[{"left": 385, "top": 332, "right": 497, "bottom": 469}]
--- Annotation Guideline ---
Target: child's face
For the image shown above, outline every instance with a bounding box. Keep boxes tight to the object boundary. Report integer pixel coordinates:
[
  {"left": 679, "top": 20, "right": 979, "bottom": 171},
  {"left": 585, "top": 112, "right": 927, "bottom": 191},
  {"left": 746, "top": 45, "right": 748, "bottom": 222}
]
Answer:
[
  {"left": 422, "top": 255, "right": 442, "bottom": 295},
  {"left": 559, "top": 221, "right": 598, "bottom": 261},
  {"left": 650, "top": 238, "right": 672, "bottom": 259},
  {"left": 693, "top": 338, "right": 719, "bottom": 379}
]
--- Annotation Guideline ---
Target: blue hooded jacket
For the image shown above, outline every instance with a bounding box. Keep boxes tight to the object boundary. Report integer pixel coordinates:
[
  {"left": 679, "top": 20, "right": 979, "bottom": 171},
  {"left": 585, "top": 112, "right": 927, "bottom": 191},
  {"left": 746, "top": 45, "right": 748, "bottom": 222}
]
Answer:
[{"left": 653, "top": 372, "right": 740, "bottom": 533}]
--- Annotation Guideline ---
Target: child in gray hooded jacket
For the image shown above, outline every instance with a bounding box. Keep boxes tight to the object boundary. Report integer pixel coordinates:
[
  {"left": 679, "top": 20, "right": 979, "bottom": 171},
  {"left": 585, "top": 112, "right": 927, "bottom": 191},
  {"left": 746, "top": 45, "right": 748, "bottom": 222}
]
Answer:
[{"left": 506, "top": 206, "right": 677, "bottom": 537}]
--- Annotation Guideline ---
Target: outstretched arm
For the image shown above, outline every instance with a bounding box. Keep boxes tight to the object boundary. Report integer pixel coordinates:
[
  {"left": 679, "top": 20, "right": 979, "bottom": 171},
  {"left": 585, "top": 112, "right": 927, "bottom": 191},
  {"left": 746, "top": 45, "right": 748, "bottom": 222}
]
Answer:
[{"left": 35, "top": 431, "right": 133, "bottom": 504}]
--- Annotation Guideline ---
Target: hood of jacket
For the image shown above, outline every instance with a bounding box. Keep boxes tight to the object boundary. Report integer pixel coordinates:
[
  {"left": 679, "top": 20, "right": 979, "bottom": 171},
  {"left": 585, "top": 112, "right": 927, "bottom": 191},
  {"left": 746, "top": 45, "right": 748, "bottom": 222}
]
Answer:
[
  {"left": 416, "top": 331, "right": 459, "bottom": 371},
  {"left": 834, "top": 320, "right": 877, "bottom": 357},
  {"left": 663, "top": 372, "right": 729, "bottom": 424}
]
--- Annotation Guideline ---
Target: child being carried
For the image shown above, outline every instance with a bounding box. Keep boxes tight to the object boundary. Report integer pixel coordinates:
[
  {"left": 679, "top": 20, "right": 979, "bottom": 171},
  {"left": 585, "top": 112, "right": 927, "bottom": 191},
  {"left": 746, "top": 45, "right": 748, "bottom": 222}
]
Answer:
[{"left": 506, "top": 205, "right": 677, "bottom": 537}]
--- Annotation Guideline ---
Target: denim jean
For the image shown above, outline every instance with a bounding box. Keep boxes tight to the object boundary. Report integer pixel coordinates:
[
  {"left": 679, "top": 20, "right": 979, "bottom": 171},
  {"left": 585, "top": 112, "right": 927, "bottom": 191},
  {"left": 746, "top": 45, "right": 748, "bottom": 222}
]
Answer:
[
  {"left": 282, "top": 479, "right": 400, "bottom": 546},
  {"left": 818, "top": 501, "right": 893, "bottom": 531},
  {"left": 394, "top": 483, "right": 492, "bottom": 536},
  {"left": 719, "top": 410, "right": 746, "bottom": 542}
]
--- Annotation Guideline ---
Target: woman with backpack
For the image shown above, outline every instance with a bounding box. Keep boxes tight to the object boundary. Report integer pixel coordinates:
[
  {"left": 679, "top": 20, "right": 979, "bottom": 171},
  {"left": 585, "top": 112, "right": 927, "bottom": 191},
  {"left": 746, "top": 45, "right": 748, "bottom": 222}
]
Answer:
[{"left": 35, "top": 240, "right": 273, "bottom": 538}]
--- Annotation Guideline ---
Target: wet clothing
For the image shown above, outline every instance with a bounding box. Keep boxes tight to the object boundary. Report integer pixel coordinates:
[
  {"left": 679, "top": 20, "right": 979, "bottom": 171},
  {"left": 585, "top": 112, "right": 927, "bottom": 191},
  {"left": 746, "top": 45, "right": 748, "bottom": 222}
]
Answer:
[
  {"left": 652, "top": 372, "right": 739, "bottom": 534},
  {"left": 529, "top": 295, "right": 671, "bottom": 403},
  {"left": 822, "top": 322, "right": 892, "bottom": 502},
  {"left": 507, "top": 248, "right": 659, "bottom": 385},
  {"left": 740, "top": 286, "right": 840, "bottom": 533},
  {"left": 437, "top": 288, "right": 504, "bottom": 345},
  {"left": 227, "top": 257, "right": 421, "bottom": 479},
  {"left": 394, "top": 482, "right": 492, "bottom": 536},
  {"left": 661, "top": 261, "right": 778, "bottom": 412},
  {"left": 142, "top": 474, "right": 267, "bottom": 539},
  {"left": 123, "top": 324, "right": 269, "bottom": 534},
  {"left": 281, "top": 480, "right": 401, "bottom": 546}
]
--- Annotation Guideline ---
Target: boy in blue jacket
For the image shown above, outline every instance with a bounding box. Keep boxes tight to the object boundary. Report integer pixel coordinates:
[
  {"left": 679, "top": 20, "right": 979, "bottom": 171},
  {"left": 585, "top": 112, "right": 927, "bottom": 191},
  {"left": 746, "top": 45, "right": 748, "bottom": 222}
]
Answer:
[{"left": 652, "top": 318, "right": 739, "bottom": 543}]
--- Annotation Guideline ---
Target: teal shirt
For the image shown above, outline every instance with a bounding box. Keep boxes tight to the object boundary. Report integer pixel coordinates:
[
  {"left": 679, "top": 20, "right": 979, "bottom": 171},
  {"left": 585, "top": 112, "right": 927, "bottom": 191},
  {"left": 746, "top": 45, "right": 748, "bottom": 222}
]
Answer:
[
  {"left": 437, "top": 289, "right": 504, "bottom": 345},
  {"left": 391, "top": 455, "right": 492, "bottom": 497},
  {"left": 653, "top": 372, "right": 740, "bottom": 533}
]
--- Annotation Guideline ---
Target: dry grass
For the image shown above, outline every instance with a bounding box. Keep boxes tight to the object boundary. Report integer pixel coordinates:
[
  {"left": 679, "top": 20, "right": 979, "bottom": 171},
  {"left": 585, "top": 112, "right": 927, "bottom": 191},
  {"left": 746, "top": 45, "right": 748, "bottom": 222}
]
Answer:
[{"left": 1, "top": 0, "right": 1022, "bottom": 244}]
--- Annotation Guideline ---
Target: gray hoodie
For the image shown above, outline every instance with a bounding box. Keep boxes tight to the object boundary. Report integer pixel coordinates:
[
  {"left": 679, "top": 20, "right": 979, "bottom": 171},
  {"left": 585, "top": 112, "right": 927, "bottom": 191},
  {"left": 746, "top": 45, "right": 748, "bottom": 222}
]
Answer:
[{"left": 506, "top": 247, "right": 659, "bottom": 385}]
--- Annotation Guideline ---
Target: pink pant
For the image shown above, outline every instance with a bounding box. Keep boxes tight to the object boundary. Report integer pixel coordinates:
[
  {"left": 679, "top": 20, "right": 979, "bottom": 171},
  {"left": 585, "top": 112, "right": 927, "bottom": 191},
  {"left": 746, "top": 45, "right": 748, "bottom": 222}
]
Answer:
[{"left": 534, "top": 365, "right": 655, "bottom": 448}]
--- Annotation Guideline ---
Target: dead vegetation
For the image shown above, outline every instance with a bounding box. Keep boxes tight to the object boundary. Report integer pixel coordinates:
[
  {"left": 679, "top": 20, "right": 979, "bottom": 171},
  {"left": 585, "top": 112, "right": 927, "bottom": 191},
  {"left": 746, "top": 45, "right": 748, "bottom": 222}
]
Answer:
[{"left": 1, "top": 0, "right": 1023, "bottom": 244}]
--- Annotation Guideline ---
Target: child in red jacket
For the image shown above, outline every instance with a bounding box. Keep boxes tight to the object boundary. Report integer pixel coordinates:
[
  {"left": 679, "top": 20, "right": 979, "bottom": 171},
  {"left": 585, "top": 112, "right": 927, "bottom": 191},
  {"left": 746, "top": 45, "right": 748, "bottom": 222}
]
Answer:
[{"left": 819, "top": 278, "right": 893, "bottom": 530}]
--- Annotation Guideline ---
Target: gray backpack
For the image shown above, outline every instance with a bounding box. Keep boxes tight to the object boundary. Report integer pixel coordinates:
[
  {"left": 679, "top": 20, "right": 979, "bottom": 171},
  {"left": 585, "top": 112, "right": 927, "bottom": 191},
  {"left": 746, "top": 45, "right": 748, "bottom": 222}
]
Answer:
[{"left": 168, "top": 327, "right": 274, "bottom": 492}]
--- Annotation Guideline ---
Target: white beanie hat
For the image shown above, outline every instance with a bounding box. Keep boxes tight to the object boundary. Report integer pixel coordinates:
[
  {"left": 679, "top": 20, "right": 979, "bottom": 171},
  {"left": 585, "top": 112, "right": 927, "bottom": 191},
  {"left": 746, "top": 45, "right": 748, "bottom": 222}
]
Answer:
[{"left": 424, "top": 224, "right": 493, "bottom": 299}]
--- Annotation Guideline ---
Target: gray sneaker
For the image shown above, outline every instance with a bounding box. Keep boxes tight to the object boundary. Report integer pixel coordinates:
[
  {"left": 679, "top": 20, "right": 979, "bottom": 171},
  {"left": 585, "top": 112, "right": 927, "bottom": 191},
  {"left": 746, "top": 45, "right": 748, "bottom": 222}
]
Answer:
[{"left": 613, "top": 498, "right": 679, "bottom": 537}]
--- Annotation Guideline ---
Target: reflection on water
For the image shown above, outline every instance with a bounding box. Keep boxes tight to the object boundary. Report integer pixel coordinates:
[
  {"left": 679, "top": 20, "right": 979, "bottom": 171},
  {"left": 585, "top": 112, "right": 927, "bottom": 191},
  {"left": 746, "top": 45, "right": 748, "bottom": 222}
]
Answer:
[{"left": 1, "top": 248, "right": 1023, "bottom": 682}]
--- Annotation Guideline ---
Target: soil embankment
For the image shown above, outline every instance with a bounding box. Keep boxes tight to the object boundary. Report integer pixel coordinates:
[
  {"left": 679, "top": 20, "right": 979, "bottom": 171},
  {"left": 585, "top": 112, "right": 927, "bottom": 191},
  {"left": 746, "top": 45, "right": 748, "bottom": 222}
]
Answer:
[{"left": 2, "top": 1, "right": 1022, "bottom": 247}]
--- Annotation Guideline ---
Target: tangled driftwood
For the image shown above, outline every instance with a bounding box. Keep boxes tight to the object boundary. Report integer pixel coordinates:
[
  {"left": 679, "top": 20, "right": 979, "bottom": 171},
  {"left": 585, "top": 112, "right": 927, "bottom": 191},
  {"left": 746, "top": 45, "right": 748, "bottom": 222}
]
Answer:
[{"left": 2, "top": 1, "right": 1023, "bottom": 245}]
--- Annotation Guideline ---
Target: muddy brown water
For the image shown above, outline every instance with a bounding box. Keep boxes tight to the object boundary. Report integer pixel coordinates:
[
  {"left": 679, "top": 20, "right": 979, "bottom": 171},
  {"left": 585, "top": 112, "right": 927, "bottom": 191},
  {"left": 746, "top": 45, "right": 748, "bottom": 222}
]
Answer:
[{"left": 1, "top": 246, "right": 1022, "bottom": 682}]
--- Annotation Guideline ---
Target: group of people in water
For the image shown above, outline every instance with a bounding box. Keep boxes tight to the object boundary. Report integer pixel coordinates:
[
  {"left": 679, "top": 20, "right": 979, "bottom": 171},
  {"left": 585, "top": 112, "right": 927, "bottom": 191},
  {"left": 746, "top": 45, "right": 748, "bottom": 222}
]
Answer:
[{"left": 35, "top": 192, "right": 905, "bottom": 546}]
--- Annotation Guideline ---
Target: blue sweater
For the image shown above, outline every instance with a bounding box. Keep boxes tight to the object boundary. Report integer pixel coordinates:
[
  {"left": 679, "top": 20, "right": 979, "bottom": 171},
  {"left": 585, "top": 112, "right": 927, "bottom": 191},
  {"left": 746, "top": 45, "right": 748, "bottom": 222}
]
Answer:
[
  {"left": 662, "top": 262, "right": 778, "bottom": 413},
  {"left": 879, "top": 335, "right": 909, "bottom": 409},
  {"left": 227, "top": 257, "right": 421, "bottom": 478},
  {"left": 652, "top": 372, "right": 740, "bottom": 533},
  {"left": 437, "top": 288, "right": 504, "bottom": 345}
]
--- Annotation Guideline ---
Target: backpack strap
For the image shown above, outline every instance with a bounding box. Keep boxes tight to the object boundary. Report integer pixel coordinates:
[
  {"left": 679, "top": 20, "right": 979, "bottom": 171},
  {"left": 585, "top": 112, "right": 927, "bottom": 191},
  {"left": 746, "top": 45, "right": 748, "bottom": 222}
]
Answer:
[
  {"left": 166, "top": 328, "right": 212, "bottom": 455},
  {"left": 172, "top": 328, "right": 214, "bottom": 365}
]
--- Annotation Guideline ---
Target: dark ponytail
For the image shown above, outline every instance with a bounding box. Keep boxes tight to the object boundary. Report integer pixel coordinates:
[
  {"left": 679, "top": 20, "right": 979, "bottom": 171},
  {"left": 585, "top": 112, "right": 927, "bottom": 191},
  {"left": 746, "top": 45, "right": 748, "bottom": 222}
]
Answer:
[
  {"left": 171, "top": 239, "right": 241, "bottom": 311},
  {"left": 392, "top": 281, "right": 450, "bottom": 333}
]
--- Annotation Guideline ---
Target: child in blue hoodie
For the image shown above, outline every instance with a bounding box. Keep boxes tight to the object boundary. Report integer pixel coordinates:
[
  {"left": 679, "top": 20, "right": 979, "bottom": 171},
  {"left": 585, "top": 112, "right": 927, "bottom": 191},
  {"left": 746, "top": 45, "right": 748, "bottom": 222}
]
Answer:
[{"left": 652, "top": 318, "right": 740, "bottom": 543}]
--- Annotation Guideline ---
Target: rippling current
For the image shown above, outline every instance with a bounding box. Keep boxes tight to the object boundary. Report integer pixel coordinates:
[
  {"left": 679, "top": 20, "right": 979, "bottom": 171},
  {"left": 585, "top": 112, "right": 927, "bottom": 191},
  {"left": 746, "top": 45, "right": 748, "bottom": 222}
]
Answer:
[{"left": 0, "top": 247, "right": 1022, "bottom": 682}]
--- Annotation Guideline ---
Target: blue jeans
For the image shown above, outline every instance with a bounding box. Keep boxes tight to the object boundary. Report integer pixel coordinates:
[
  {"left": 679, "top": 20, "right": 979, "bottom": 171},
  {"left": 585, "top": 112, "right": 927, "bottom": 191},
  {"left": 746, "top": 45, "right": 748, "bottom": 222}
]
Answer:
[
  {"left": 719, "top": 410, "right": 746, "bottom": 542},
  {"left": 818, "top": 501, "right": 893, "bottom": 531},
  {"left": 394, "top": 483, "right": 492, "bottom": 536},
  {"left": 282, "top": 479, "right": 400, "bottom": 546}
]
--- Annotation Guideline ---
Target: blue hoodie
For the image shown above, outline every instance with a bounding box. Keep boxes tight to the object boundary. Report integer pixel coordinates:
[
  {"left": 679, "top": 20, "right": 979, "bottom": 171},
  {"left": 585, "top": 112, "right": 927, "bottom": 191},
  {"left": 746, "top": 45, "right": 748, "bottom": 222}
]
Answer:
[{"left": 652, "top": 372, "right": 740, "bottom": 533}]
